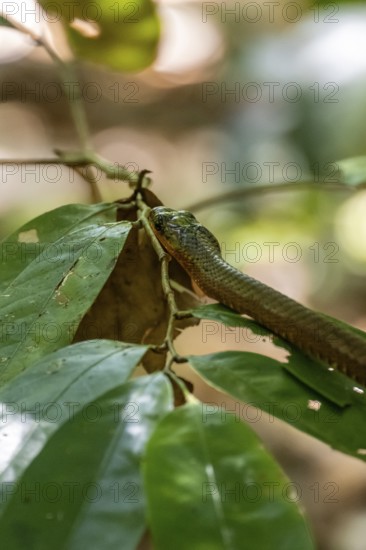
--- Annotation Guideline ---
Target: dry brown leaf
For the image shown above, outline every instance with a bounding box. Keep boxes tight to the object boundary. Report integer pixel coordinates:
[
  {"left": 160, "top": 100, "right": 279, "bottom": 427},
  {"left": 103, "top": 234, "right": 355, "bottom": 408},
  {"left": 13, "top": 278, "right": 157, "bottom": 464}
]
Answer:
[{"left": 74, "top": 190, "right": 200, "bottom": 373}]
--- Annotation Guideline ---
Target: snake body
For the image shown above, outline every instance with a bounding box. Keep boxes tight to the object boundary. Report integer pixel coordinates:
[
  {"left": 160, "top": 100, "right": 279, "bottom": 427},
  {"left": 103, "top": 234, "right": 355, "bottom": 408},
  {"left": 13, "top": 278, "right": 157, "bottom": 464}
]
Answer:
[{"left": 149, "top": 207, "right": 366, "bottom": 385}]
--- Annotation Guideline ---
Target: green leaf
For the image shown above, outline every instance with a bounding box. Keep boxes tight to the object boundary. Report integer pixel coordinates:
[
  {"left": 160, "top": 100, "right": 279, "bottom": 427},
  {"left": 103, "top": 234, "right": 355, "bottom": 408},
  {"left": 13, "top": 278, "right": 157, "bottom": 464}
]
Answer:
[
  {"left": 0, "top": 203, "right": 118, "bottom": 291},
  {"left": 0, "top": 373, "right": 173, "bottom": 550},
  {"left": 191, "top": 303, "right": 268, "bottom": 335},
  {"left": 143, "top": 403, "right": 314, "bottom": 550},
  {"left": 282, "top": 350, "right": 355, "bottom": 408},
  {"left": 38, "top": 0, "right": 160, "bottom": 71},
  {"left": 0, "top": 204, "right": 130, "bottom": 385},
  {"left": 274, "top": 311, "right": 366, "bottom": 406},
  {"left": 189, "top": 352, "right": 366, "bottom": 462},
  {"left": 336, "top": 156, "right": 366, "bottom": 187},
  {"left": 0, "top": 339, "right": 147, "bottom": 494},
  {"left": 190, "top": 303, "right": 366, "bottom": 406}
]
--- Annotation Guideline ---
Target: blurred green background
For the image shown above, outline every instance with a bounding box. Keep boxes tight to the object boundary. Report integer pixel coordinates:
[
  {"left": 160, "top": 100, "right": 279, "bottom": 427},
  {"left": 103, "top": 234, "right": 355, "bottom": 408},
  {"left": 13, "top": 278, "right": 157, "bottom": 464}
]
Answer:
[{"left": 1, "top": 1, "right": 366, "bottom": 548}]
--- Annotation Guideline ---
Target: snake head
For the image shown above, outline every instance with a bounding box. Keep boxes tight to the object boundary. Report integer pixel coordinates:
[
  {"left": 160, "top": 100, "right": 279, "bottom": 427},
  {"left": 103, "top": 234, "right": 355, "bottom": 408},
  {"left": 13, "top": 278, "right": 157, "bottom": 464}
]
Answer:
[
  {"left": 148, "top": 206, "right": 200, "bottom": 258},
  {"left": 149, "top": 206, "right": 197, "bottom": 227},
  {"left": 148, "top": 206, "right": 221, "bottom": 261},
  {"left": 149, "top": 207, "right": 197, "bottom": 242}
]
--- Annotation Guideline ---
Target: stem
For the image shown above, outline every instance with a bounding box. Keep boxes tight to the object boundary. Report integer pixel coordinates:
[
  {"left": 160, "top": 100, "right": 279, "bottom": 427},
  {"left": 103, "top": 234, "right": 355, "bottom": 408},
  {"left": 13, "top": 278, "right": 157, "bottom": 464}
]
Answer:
[
  {"left": 59, "top": 62, "right": 92, "bottom": 152},
  {"left": 185, "top": 181, "right": 355, "bottom": 212},
  {"left": 0, "top": 18, "right": 150, "bottom": 189},
  {"left": 166, "top": 371, "right": 196, "bottom": 403},
  {"left": 54, "top": 150, "right": 140, "bottom": 183},
  {"left": 4, "top": 14, "right": 92, "bottom": 151},
  {"left": 73, "top": 166, "right": 102, "bottom": 203},
  {"left": 0, "top": 152, "right": 140, "bottom": 185},
  {"left": 2, "top": 14, "right": 142, "bottom": 188},
  {"left": 137, "top": 194, "right": 189, "bottom": 369}
]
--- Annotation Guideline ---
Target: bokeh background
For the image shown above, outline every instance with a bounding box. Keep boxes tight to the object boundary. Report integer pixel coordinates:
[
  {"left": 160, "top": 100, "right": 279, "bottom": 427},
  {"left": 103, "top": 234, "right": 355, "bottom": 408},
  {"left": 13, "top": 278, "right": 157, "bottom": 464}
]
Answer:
[{"left": 1, "top": 0, "right": 366, "bottom": 548}]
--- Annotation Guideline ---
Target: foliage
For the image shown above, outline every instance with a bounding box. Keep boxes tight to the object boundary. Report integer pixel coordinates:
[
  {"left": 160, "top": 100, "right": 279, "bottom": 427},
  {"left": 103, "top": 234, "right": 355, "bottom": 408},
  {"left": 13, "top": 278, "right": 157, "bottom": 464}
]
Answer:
[
  {"left": 1, "top": 2, "right": 366, "bottom": 549},
  {"left": 39, "top": 0, "right": 160, "bottom": 71}
]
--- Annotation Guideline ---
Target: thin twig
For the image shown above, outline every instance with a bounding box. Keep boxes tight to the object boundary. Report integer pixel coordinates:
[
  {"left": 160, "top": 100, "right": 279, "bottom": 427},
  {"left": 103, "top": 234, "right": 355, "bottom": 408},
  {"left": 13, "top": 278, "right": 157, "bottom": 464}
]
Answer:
[
  {"left": 137, "top": 200, "right": 178, "bottom": 314},
  {"left": 136, "top": 192, "right": 189, "bottom": 369},
  {"left": 0, "top": 152, "right": 141, "bottom": 187},
  {"left": 166, "top": 371, "right": 196, "bottom": 403},
  {"left": 73, "top": 166, "right": 102, "bottom": 203},
  {"left": 184, "top": 181, "right": 355, "bottom": 212},
  {"left": 4, "top": 14, "right": 92, "bottom": 152},
  {"left": 1, "top": 14, "right": 140, "bottom": 188}
]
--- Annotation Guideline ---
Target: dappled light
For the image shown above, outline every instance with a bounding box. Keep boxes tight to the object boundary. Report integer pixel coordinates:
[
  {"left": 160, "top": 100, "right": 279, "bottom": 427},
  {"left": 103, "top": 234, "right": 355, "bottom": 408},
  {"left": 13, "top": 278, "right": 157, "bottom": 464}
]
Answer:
[
  {"left": 1, "top": 0, "right": 366, "bottom": 548},
  {"left": 153, "top": 2, "right": 224, "bottom": 84}
]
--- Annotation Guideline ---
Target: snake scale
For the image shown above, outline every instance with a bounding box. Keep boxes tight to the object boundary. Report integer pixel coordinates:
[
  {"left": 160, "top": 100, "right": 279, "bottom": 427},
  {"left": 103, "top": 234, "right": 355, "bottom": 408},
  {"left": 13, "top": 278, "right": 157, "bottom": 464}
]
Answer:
[{"left": 149, "top": 206, "right": 366, "bottom": 385}]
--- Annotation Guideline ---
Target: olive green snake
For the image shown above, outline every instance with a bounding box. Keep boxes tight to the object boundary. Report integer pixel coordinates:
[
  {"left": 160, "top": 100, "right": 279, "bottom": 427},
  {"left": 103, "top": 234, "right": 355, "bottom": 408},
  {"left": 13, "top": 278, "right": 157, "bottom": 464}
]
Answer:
[{"left": 149, "top": 207, "right": 366, "bottom": 385}]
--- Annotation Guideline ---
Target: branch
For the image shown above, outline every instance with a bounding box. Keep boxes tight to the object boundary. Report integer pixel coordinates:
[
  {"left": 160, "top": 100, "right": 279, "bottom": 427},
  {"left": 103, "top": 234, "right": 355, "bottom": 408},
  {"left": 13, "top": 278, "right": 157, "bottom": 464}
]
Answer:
[
  {"left": 136, "top": 194, "right": 190, "bottom": 369},
  {"left": 185, "top": 181, "right": 356, "bottom": 212},
  {"left": 0, "top": 151, "right": 141, "bottom": 186},
  {"left": 1, "top": 14, "right": 142, "bottom": 188},
  {"left": 2, "top": 14, "right": 92, "bottom": 152}
]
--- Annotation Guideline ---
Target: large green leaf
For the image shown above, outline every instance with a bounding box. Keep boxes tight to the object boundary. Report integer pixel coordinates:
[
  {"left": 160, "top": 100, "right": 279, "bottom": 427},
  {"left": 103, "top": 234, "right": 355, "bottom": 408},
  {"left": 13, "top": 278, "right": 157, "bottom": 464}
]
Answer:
[
  {"left": 190, "top": 304, "right": 366, "bottom": 406},
  {"left": 0, "top": 339, "right": 147, "bottom": 494},
  {"left": 38, "top": 0, "right": 160, "bottom": 71},
  {"left": 189, "top": 352, "right": 366, "bottom": 462},
  {"left": 0, "top": 203, "right": 118, "bottom": 291},
  {"left": 143, "top": 403, "right": 314, "bottom": 550},
  {"left": 0, "top": 204, "right": 130, "bottom": 384},
  {"left": 191, "top": 303, "right": 268, "bottom": 335},
  {"left": 278, "top": 311, "right": 366, "bottom": 406},
  {"left": 0, "top": 373, "right": 173, "bottom": 550}
]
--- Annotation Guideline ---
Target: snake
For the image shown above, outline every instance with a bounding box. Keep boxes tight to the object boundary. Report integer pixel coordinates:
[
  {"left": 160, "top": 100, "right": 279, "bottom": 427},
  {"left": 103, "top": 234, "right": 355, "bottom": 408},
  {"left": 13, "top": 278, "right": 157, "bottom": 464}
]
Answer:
[{"left": 148, "top": 206, "right": 366, "bottom": 385}]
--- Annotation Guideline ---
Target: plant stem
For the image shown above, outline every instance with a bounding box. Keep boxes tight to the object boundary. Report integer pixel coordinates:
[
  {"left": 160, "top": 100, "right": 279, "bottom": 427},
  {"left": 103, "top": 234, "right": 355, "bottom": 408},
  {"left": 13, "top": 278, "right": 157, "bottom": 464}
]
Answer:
[
  {"left": 1, "top": 15, "right": 141, "bottom": 188},
  {"left": 166, "top": 371, "right": 197, "bottom": 403},
  {"left": 4, "top": 14, "right": 92, "bottom": 152},
  {"left": 137, "top": 194, "right": 189, "bottom": 369},
  {"left": 185, "top": 181, "right": 356, "bottom": 212},
  {"left": 58, "top": 61, "right": 92, "bottom": 153}
]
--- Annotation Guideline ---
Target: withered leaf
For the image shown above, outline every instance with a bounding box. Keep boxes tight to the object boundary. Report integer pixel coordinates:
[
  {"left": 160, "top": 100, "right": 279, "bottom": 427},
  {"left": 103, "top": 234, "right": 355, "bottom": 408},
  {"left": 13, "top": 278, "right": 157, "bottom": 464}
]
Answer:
[{"left": 74, "top": 193, "right": 200, "bottom": 373}]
